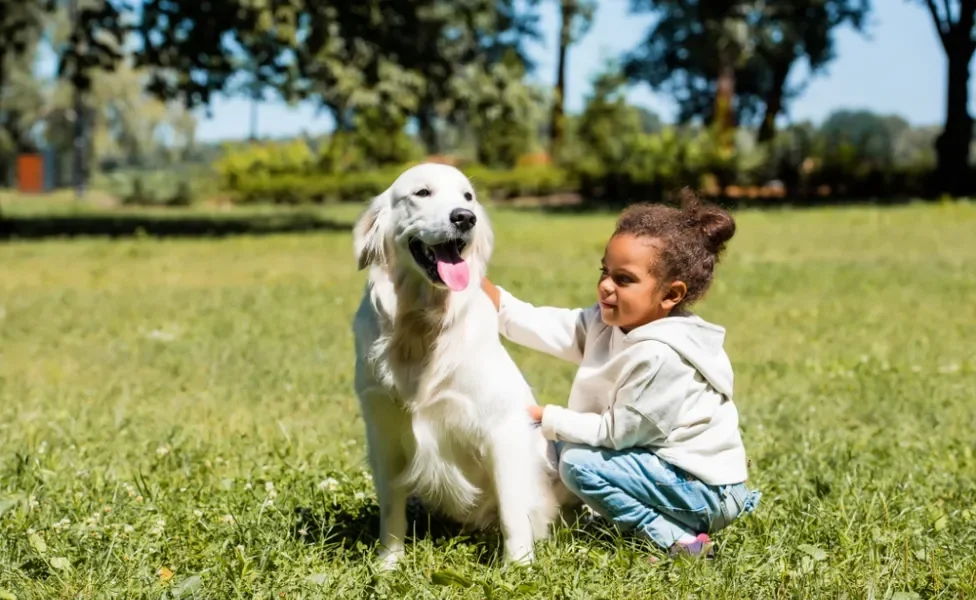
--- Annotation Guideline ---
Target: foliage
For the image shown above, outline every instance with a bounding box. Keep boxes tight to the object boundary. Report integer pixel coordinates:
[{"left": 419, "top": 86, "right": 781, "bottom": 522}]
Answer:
[
  {"left": 624, "top": 0, "right": 872, "bottom": 134},
  {"left": 213, "top": 100, "right": 952, "bottom": 206},
  {"left": 228, "top": 164, "right": 575, "bottom": 204},
  {"left": 451, "top": 59, "right": 548, "bottom": 167},
  {"left": 2, "top": 201, "right": 976, "bottom": 596},
  {"left": 3, "top": 0, "right": 971, "bottom": 200},
  {"left": 93, "top": 166, "right": 214, "bottom": 206},
  {"left": 214, "top": 140, "right": 317, "bottom": 190}
]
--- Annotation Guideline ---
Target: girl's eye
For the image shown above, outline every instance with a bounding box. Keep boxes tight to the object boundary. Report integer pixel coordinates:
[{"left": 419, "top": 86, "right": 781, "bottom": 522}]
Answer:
[
  {"left": 416, "top": 189, "right": 431, "bottom": 198},
  {"left": 615, "top": 276, "right": 632, "bottom": 285},
  {"left": 464, "top": 192, "right": 473, "bottom": 201}
]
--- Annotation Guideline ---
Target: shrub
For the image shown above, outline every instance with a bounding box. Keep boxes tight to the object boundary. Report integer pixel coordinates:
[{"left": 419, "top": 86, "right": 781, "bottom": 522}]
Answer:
[
  {"left": 214, "top": 139, "right": 316, "bottom": 189},
  {"left": 230, "top": 164, "right": 575, "bottom": 204},
  {"left": 233, "top": 169, "right": 405, "bottom": 204}
]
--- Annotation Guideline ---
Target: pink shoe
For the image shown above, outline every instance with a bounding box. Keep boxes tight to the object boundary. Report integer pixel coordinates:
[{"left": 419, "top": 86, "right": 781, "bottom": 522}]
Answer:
[{"left": 669, "top": 534, "right": 714, "bottom": 559}]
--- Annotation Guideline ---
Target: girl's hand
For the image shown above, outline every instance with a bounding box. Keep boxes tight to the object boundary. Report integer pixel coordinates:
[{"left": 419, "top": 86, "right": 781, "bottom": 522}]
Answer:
[{"left": 527, "top": 405, "right": 544, "bottom": 422}]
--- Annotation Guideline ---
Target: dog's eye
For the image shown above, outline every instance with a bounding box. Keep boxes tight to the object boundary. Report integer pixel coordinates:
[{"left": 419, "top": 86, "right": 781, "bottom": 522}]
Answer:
[
  {"left": 415, "top": 188, "right": 431, "bottom": 198},
  {"left": 464, "top": 192, "right": 473, "bottom": 201}
]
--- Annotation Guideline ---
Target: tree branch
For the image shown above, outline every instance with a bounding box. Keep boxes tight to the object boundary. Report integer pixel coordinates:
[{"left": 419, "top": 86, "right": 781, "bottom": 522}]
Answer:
[
  {"left": 939, "top": 0, "right": 954, "bottom": 25},
  {"left": 924, "top": 0, "right": 950, "bottom": 50}
]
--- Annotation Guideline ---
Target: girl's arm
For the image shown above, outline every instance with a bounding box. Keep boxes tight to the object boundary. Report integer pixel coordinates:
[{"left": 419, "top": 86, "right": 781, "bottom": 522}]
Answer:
[
  {"left": 539, "top": 353, "right": 676, "bottom": 449},
  {"left": 482, "top": 277, "right": 594, "bottom": 365}
]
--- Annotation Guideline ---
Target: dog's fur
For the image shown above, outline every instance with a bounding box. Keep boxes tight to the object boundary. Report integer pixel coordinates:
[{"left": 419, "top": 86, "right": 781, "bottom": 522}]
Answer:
[{"left": 351, "top": 163, "right": 562, "bottom": 569}]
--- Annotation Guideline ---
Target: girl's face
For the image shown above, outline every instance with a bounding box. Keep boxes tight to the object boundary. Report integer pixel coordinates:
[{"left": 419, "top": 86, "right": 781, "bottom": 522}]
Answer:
[{"left": 597, "top": 233, "right": 686, "bottom": 332}]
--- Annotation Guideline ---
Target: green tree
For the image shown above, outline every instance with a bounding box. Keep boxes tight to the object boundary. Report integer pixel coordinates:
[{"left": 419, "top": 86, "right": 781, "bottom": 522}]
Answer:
[
  {"left": 451, "top": 57, "right": 547, "bottom": 167},
  {"left": 625, "top": 0, "right": 755, "bottom": 136},
  {"left": 751, "top": 1, "right": 872, "bottom": 142},
  {"left": 0, "top": 0, "right": 51, "bottom": 96},
  {"left": 816, "top": 109, "right": 911, "bottom": 171},
  {"left": 380, "top": 0, "right": 543, "bottom": 153},
  {"left": 0, "top": 0, "right": 51, "bottom": 182},
  {"left": 624, "top": 1, "right": 870, "bottom": 140},
  {"left": 573, "top": 66, "right": 644, "bottom": 175}
]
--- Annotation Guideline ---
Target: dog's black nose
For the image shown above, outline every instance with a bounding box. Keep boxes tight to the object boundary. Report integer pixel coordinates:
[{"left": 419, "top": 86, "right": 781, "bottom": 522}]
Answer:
[{"left": 450, "top": 208, "right": 477, "bottom": 232}]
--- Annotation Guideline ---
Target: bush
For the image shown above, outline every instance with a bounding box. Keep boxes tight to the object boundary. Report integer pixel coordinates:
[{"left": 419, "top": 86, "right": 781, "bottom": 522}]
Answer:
[
  {"left": 233, "top": 169, "right": 405, "bottom": 204},
  {"left": 116, "top": 172, "right": 200, "bottom": 207},
  {"left": 466, "top": 165, "right": 576, "bottom": 199},
  {"left": 213, "top": 139, "right": 317, "bottom": 189},
  {"left": 230, "top": 164, "right": 576, "bottom": 205}
]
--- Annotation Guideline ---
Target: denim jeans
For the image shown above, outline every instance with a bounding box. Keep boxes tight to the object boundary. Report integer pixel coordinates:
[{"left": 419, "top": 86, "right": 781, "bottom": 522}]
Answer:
[{"left": 555, "top": 442, "right": 761, "bottom": 549}]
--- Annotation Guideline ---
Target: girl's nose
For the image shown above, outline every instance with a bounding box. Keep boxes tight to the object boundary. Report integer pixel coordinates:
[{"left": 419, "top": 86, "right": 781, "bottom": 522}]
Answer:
[{"left": 598, "top": 278, "right": 614, "bottom": 296}]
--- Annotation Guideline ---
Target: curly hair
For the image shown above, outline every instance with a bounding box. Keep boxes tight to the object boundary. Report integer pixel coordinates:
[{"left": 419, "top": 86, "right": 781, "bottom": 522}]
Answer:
[{"left": 613, "top": 189, "right": 736, "bottom": 309}]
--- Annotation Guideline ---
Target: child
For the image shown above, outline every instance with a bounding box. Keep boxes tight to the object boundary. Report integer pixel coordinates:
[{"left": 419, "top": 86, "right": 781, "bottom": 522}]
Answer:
[{"left": 482, "top": 194, "right": 760, "bottom": 559}]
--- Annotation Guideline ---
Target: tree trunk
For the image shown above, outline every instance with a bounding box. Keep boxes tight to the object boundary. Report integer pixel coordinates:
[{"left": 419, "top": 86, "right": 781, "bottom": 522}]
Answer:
[
  {"left": 757, "top": 60, "right": 792, "bottom": 143},
  {"left": 549, "top": 0, "right": 574, "bottom": 158},
  {"left": 936, "top": 39, "right": 974, "bottom": 196},
  {"left": 249, "top": 83, "right": 260, "bottom": 141},
  {"left": 417, "top": 107, "right": 439, "bottom": 155},
  {"left": 713, "top": 61, "right": 736, "bottom": 143}
]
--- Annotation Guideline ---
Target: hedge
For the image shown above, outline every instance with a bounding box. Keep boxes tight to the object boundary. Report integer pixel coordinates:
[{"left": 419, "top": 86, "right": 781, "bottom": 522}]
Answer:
[{"left": 231, "top": 164, "right": 577, "bottom": 204}]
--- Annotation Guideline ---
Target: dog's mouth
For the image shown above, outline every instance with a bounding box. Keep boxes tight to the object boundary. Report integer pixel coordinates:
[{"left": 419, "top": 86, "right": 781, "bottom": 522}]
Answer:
[{"left": 408, "top": 237, "right": 470, "bottom": 291}]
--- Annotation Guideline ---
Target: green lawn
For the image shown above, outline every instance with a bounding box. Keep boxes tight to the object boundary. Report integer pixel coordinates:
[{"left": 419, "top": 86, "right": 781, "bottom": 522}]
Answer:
[{"left": 1, "top": 199, "right": 975, "bottom": 598}]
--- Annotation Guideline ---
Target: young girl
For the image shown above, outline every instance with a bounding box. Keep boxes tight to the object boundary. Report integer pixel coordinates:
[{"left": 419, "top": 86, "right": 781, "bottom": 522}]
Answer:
[{"left": 482, "top": 195, "right": 760, "bottom": 559}]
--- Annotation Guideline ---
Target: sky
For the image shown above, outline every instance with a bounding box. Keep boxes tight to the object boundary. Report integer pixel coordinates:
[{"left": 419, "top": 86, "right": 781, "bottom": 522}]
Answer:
[{"left": 39, "top": 1, "right": 970, "bottom": 142}]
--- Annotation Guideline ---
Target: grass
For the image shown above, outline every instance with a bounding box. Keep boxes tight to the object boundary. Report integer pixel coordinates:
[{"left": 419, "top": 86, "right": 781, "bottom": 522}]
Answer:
[{"left": 1, "top": 197, "right": 975, "bottom": 598}]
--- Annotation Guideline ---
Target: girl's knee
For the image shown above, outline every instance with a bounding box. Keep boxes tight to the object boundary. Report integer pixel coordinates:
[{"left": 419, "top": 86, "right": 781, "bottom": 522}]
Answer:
[{"left": 556, "top": 445, "right": 603, "bottom": 492}]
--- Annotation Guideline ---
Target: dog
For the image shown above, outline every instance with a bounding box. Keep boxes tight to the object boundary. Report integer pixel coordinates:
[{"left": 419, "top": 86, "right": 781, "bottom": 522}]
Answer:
[{"left": 351, "top": 163, "right": 562, "bottom": 569}]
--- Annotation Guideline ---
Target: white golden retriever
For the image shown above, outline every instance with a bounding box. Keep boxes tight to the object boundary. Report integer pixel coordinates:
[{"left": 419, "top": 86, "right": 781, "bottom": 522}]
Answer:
[{"left": 351, "top": 163, "right": 561, "bottom": 569}]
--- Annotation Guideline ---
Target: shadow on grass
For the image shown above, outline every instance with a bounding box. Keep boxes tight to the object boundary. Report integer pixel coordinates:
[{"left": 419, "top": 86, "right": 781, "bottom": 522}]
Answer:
[
  {"left": 292, "top": 501, "right": 502, "bottom": 565},
  {"left": 291, "top": 499, "right": 640, "bottom": 567},
  {"left": 0, "top": 212, "right": 353, "bottom": 240}
]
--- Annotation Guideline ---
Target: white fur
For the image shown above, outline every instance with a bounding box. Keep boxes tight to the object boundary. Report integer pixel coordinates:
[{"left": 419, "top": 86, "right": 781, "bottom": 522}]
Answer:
[{"left": 351, "top": 163, "right": 564, "bottom": 569}]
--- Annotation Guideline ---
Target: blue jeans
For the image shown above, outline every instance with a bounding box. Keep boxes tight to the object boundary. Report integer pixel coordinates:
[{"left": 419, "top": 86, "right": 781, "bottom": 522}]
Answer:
[{"left": 555, "top": 442, "right": 761, "bottom": 549}]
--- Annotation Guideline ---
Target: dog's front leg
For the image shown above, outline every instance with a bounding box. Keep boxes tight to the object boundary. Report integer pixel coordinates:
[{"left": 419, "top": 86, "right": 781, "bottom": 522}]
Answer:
[
  {"left": 490, "top": 423, "right": 539, "bottom": 566},
  {"left": 376, "top": 480, "right": 409, "bottom": 571},
  {"left": 363, "top": 413, "right": 409, "bottom": 572}
]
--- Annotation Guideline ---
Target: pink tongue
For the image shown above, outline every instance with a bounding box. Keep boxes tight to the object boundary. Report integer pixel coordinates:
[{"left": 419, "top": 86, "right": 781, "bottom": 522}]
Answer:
[
  {"left": 432, "top": 244, "right": 470, "bottom": 291},
  {"left": 436, "top": 259, "right": 470, "bottom": 292}
]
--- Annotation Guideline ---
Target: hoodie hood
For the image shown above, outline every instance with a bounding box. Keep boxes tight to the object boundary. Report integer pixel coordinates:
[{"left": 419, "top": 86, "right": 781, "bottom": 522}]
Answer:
[{"left": 621, "top": 314, "right": 734, "bottom": 399}]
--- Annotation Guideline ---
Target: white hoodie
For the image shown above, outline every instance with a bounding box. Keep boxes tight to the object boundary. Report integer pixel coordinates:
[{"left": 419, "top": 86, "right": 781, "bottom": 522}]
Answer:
[{"left": 496, "top": 287, "right": 748, "bottom": 486}]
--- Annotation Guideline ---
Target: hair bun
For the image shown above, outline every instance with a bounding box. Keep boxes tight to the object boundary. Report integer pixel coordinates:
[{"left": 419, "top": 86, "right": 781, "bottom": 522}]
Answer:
[{"left": 677, "top": 190, "right": 736, "bottom": 255}]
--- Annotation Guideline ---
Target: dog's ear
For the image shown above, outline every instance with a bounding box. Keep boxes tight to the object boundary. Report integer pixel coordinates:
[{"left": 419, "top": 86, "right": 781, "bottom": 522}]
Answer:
[
  {"left": 469, "top": 205, "right": 494, "bottom": 267},
  {"left": 353, "top": 191, "right": 391, "bottom": 270}
]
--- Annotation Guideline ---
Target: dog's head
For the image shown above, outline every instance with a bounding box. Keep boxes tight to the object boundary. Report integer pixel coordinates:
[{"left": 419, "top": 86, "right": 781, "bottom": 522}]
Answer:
[{"left": 353, "top": 163, "right": 493, "bottom": 292}]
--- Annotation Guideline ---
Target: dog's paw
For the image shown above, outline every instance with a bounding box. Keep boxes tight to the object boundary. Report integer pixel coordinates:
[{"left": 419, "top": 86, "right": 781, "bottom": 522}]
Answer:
[
  {"left": 503, "top": 546, "right": 534, "bottom": 568},
  {"left": 376, "top": 549, "right": 403, "bottom": 573}
]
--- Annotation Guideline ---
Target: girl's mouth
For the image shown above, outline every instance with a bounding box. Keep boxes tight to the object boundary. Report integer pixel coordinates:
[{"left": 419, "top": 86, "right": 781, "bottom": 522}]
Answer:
[{"left": 599, "top": 299, "right": 616, "bottom": 309}]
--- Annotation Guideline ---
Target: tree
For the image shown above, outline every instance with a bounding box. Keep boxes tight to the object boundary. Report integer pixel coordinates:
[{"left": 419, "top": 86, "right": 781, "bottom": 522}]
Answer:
[
  {"left": 550, "top": 0, "right": 595, "bottom": 158},
  {"left": 573, "top": 65, "right": 644, "bottom": 175},
  {"left": 135, "top": 0, "right": 302, "bottom": 110},
  {"left": 367, "top": 0, "right": 542, "bottom": 153},
  {"left": 0, "top": 0, "right": 51, "bottom": 181},
  {"left": 751, "top": 1, "right": 872, "bottom": 142},
  {"left": 913, "top": 0, "right": 975, "bottom": 194},
  {"left": 623, "top": 1, "right": 870, "bottom": 141},
  {"left": 817, "top": 109, "right": 911, "bottom": 170},
  {"left": 450, "top": 56, "right": 547, "bottom": 166},
  {"left": 624, "top": 0, "right": 755, "bottom": 136}
]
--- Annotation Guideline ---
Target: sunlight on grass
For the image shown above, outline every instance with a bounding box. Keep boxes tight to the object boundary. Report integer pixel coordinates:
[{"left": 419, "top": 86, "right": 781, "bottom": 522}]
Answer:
[{"left": 1, "top": 201, "right": 975, "bottom": 597}]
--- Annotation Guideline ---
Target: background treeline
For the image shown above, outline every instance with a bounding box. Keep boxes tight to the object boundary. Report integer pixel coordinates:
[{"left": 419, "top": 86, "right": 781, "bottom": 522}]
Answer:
[{"left": 2, "top": 0, "right": 974, "bottom": 207}]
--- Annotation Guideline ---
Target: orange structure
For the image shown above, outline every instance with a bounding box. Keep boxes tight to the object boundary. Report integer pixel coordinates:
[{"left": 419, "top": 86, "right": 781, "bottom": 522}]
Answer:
[{"left": 16, "top": 153, "right": 45, "bottom": 193}]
